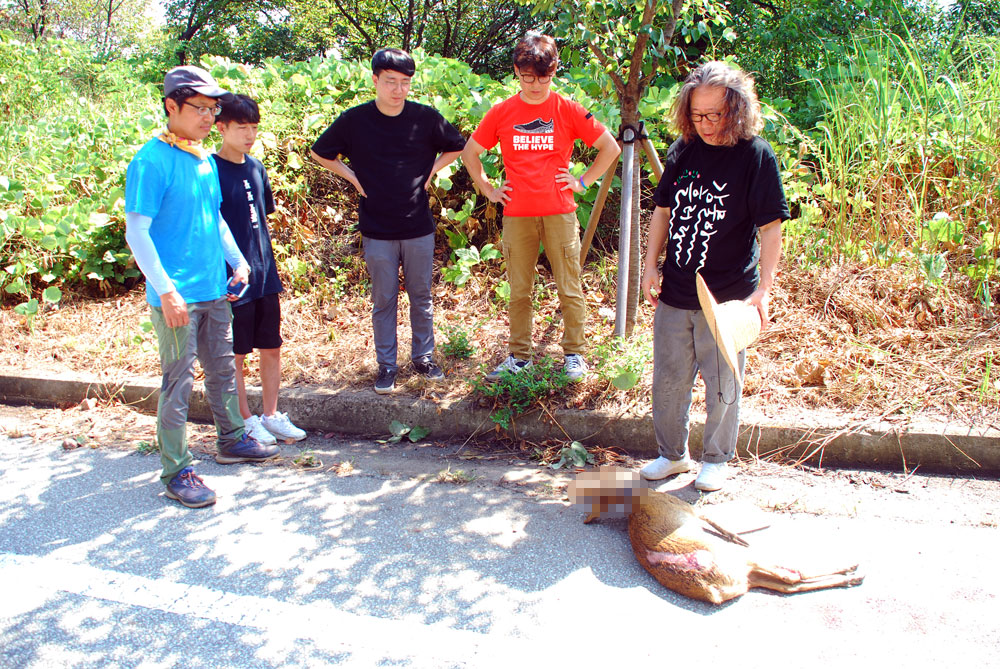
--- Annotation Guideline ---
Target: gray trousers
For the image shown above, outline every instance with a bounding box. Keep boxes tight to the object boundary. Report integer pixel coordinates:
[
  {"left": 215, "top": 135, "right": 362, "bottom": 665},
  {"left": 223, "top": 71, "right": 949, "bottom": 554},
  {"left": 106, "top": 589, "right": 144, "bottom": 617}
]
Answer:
[
  {"left": 362, "top": 233, "right": 435, "bottom": 372},
  {"left": 150, "top": 298, "right": 244, "bottom": 484},
  {"left": 652, "top": 301, "right": 745, "bottom": 464}
]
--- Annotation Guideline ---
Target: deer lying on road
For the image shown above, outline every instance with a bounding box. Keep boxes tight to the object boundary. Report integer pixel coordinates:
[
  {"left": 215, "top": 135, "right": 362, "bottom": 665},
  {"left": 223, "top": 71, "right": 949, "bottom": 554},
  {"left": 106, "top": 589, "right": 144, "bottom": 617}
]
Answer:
[{"left": 568, "top": 467, "right": 864, "bottom": 604}]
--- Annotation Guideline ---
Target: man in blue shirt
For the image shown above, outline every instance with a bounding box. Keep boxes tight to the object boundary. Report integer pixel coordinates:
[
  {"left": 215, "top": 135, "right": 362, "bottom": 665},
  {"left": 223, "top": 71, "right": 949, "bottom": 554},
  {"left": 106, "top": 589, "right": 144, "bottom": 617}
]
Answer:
[{"left": 125, "top": 66, "right": 279, "bottom": 509}]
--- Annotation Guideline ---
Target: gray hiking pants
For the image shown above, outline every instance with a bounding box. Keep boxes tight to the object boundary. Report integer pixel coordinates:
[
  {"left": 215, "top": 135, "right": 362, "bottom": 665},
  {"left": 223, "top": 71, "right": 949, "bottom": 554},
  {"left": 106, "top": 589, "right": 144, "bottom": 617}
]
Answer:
[
  {"left": 150, "top": 297, "right": 244, "bottom": 484},
  {"left": 652, "top": 301, "right": 744, "bottom": 464},
  {"left": 362, "top": 233, "right": 435, "bottom": 372}
]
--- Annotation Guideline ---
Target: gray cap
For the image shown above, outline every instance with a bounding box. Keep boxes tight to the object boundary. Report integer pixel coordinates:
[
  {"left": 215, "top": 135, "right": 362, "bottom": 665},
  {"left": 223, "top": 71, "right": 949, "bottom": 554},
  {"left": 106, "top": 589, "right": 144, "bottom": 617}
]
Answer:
[{"left": 163, "top": 66, "right": 232, "bottom": 100}]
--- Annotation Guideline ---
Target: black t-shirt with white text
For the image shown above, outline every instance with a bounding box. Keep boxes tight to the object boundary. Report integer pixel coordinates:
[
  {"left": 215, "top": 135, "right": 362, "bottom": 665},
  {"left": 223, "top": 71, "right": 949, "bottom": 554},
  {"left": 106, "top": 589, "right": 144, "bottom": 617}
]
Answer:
[
  {"left": 311, "top": 100, "right": 466, "bottom": 240},
  {"left": 652, "top": 135, "right": 790, "bottom": 310},
  {"left": 212, "top": 153, "right": 283, "bottom": 306}
]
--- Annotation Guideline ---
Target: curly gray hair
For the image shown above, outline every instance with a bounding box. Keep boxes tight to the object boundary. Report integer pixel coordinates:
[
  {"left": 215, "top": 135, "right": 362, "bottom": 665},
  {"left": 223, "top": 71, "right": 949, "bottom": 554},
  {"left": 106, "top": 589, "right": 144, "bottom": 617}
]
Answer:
[{"left": 672, "top": 61, "right": 763, "bottom": 146}]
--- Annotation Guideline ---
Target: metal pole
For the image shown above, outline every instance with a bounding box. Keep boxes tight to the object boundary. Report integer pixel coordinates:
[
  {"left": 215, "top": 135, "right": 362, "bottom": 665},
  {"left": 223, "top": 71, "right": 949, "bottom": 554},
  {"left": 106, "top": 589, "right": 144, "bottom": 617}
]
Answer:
[{"left": 615, "top": 126, "right": 636, "bottom": 337}]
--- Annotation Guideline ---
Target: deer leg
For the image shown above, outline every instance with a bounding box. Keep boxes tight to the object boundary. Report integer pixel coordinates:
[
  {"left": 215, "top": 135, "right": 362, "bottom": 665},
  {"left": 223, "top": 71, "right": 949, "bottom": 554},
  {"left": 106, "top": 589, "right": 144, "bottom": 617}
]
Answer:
[{"left": 748, "top": 562, "right": 864, "bottom": 594}]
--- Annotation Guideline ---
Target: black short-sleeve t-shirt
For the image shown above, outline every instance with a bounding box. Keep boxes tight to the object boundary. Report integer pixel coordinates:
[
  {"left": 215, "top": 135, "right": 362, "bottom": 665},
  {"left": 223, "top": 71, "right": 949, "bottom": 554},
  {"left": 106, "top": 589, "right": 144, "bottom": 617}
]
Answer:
[
  {"left": 212, "top": 153, "right": 283, "bottom": 306},
  {"left": 311, "top": 100, "right": 466, "bottom": 240},
  {"left": 651, "top": 135, "right": 790, "bottom": 310}
]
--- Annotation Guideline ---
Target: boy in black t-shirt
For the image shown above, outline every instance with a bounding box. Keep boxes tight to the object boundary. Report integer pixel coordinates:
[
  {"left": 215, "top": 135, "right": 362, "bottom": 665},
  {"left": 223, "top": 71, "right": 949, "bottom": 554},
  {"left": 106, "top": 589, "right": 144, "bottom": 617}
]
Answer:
[
  {"left": 213, "top": 95, "right": 306, "bottom": 445},
  {"left": 310, "top": 48, "right": 466, "bottom": 395}
]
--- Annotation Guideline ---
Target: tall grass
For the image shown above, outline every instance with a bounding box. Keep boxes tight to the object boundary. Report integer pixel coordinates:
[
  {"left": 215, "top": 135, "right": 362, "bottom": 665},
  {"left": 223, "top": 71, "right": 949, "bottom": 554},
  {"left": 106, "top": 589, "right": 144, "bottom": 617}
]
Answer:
[{"left": 808, "top": 31, "right": 1000, "bottom": 303}]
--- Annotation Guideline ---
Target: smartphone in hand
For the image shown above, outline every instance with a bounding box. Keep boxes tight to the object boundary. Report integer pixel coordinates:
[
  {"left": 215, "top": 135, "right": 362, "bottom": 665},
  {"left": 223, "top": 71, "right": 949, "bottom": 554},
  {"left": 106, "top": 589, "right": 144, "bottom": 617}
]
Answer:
[{"left": 226, "top": 280, "right": 249, "bottom": 299}]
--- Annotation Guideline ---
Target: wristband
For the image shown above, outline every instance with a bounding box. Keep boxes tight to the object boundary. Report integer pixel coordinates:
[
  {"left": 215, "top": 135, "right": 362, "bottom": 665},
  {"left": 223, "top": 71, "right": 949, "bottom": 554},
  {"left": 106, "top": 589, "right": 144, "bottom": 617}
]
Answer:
[{"left": 579, "top": 176, "right": 587, "bottom": 189}]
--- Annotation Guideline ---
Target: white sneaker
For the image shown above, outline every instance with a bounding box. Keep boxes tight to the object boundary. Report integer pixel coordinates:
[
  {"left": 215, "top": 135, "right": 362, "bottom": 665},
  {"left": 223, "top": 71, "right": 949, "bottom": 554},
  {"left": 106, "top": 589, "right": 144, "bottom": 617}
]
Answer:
[
  {"left": 244, "top": 415, "right": 277, "bottom": 446},
  {"left": 695, "top": 462, "right": 728, "bottom": 492},
  {"left": 261, "top": 411, "right": 306, "bottom": 443},
  {"left": 640, "top": 456, "right": 693, "bottom": 481},
  {"left": 563, "top": 354, "right": 588, "bottom": 382},
  {"left": 485, "top": 355, "right": 532, "bottom": 382}
]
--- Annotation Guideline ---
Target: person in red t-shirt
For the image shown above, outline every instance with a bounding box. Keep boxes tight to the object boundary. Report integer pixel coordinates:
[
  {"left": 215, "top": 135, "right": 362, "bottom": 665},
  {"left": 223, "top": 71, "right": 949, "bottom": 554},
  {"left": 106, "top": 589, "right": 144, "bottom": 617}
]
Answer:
[{"left": 463, "top": 31, "right": 620, "bottom": 383}]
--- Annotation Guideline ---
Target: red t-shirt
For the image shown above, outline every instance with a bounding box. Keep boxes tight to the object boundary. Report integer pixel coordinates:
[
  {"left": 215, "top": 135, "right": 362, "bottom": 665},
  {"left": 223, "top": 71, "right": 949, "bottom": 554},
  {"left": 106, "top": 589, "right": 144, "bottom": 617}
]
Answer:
[{"left": 472, "top": 92, "right": 607, "bottom": 217}]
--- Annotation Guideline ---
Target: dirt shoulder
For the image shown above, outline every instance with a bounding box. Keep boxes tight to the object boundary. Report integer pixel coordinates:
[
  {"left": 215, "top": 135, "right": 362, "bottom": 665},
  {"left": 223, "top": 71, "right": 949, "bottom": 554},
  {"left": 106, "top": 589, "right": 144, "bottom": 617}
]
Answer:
[{"left": 1, "top": 259, "right": 998, "bottom": 436}]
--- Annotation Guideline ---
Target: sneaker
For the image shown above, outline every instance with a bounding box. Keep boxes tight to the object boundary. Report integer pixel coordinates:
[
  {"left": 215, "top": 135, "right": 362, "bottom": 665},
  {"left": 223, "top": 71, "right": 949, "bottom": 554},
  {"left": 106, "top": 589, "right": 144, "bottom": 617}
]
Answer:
[
  {"left": 165, "top": 467, "right": 216, "bottom": 508},
  {"left": 485, "top": 355, "right": 532, "bottom": 382},
  {"left": 563, "top": 354, "right": 588, "bottom": 382},
  {"left": 412, "top": 355, "right": 445, "bottom": 381},
  {"left": 375, "top": 365, "right": 398, "bottom": 395},
  {"left": 245, "top": 414, "right": 277, "bottom": 446},
  {"left": 695, "top": 462, "right": 728, "bottom": 492},
  {"left": 215, "top": 432, "right": 280, "bottom": 464},
  {"left": 261, "top": 411, "right": 306, "bottom": 443},
  {"left": 640, "top": 456, "right": 694, "bottom": 481}
]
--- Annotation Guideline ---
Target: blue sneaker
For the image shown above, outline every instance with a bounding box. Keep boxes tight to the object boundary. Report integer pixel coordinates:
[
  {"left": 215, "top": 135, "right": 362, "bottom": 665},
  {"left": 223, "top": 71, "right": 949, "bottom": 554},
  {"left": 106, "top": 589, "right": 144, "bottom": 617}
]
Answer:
[
  {"left": 215, "top": 432, "right": 280, "bottom": 465},
  {"left": 165, "top": 467, "right": 216, "bottom": 508}
]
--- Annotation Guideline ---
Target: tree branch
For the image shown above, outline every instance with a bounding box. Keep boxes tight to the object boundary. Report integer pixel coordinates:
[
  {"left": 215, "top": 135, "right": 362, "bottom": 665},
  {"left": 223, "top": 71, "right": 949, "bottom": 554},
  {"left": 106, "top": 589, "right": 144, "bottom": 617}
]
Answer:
[{"left": 587, "top": 40, "right": 625, "bottom": 93}]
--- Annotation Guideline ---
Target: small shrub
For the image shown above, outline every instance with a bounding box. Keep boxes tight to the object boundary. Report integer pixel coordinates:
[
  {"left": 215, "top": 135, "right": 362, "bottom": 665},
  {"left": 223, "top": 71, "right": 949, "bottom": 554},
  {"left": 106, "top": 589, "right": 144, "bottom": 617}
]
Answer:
[
  {"left": 438, "top": 322, "right": 476, "bottom": 359},
  {"left": 473, "top": 357, "right": 570, "bottom": 430}
]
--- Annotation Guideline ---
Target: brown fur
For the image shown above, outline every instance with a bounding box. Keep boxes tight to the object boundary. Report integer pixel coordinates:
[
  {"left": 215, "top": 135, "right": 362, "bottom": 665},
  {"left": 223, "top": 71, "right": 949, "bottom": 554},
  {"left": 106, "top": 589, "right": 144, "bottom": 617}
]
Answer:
[{"left": 569, "top": 467, "right": 863, "bottom": 604}]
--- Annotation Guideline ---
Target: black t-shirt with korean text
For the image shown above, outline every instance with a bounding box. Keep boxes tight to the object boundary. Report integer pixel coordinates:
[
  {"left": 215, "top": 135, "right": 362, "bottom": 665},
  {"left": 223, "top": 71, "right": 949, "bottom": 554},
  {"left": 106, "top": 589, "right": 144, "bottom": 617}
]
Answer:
[
  {"left": 311, "top": 100, "right": 466, "bottom": 240},
  {"left": 652, "top": 135, "right": 790, "bottom": 310},
  {"left": 212, "top": 153, "right": 283, "bottom": 306}
]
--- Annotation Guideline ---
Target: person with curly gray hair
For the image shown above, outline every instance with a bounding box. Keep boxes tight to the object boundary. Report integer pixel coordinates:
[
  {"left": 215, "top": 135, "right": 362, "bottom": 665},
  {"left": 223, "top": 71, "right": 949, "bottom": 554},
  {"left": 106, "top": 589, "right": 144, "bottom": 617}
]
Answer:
[{"left": 639, "top": 61, "right": 790, "bottom": 492}]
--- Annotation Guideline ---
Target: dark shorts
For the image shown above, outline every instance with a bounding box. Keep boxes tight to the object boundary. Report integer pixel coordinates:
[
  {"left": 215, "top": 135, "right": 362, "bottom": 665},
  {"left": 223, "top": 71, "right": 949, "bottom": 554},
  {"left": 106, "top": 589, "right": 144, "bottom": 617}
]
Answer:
[{"left": 231, "top": 292, "right": 283, "bottom": 355}]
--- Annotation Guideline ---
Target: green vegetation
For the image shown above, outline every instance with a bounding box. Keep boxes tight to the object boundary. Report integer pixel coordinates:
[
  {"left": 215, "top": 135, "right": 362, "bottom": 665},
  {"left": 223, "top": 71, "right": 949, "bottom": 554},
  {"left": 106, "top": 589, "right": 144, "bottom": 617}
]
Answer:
[
  {"left": 473, "top": 357, "right": 570, "bottom": 430},
  {"left": 438, "top": 322, "right": 478, "bottom": 359},
  {"left": 1, "top": 0, "right": 998, "bottom": 418},
  {"left": 378, "top": 421, "right": 431, "bottom": 444}
]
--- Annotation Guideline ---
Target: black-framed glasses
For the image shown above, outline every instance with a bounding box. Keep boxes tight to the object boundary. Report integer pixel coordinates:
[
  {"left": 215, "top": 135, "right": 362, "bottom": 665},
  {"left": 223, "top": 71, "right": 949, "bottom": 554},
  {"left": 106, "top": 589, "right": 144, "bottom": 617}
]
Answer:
[
  {"left": 518, "top": 73, "right": 553, "bottom": 84},
  {"left": 182, "top": 100, "right": 223, "bottom": 117},
  {"left": 690, "top": 112, "right": 723, "bottom": 123}
]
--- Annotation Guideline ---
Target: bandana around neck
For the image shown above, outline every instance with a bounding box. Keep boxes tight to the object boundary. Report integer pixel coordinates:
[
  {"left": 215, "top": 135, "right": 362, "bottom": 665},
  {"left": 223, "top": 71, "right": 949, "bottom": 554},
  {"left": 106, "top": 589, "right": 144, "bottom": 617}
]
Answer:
[{"left": 158, "top": 131, "right": 208, "bottom": 160}]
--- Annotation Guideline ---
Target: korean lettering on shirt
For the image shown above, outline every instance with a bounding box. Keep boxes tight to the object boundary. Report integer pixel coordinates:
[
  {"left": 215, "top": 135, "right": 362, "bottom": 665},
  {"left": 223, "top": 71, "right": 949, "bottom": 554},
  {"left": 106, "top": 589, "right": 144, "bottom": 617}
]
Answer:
[{"left": 668, "top": 171, "right": 731, "bottom": 273}]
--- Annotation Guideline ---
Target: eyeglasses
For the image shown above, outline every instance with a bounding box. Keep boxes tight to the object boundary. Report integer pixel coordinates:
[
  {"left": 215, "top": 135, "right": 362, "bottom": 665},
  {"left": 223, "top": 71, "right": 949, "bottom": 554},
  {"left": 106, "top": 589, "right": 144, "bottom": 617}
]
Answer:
[
  {"left": 690, "top": 112, "right": 723, "bottom": 123},
  {"left": 182, "top": 100, "right": 222, "bottom": 117},
  {"left": 518, "top": 73, "right": 552, "bottom": 84}
]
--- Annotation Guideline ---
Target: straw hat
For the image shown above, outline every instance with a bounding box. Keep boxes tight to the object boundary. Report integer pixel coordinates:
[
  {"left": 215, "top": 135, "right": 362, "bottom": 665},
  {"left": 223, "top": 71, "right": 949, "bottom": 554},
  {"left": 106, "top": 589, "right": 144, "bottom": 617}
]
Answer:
[{"left": 695, "top": 272, "right": 762, "bottom": 385}]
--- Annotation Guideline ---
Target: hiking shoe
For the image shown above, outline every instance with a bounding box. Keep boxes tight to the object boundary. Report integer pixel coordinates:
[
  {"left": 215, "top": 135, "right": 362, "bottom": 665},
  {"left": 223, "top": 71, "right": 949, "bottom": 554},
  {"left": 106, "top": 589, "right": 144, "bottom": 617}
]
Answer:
[
  {"left": 375, "top": 365, "right": 398, "bottom": 395},
  {"left": 640, "top": 456, "right": 694, "bottom": 481},
  {"left": 485, "top": 355, "right": 532, "bottom": 382},
  {"left": 412, "top": 355, "right": 445, "bottom": 381},
  {"left": 695, "top": 462, "right": 728, "bottom": 492},
  {"left": 261, "top": 411, "right": 306, "bottom": 443},
  {"left": 215, "top": 432, "right": 280, "bottom": 464},
  {"left": 165, "top": 467, "right": 216, "bottom": 508},
  {"left": 245, "top": 414, "right": 277, "bottom": 446},
  {"left": 563, "top": 354, "right": 588, "bottom": 382}
]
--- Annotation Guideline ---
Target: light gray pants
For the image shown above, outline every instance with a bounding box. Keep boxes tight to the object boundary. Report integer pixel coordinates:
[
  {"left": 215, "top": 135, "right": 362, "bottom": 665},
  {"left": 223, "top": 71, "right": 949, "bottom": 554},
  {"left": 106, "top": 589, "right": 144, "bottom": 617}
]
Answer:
[
  {"left": 362, "top": 233, "right": 435, "bottom": 372},
  {"left": 652, "top": 301, "right": 744, "bottom": 464},
  {"left": 150, "top": 298, "right": 244, "bottom": 484}
]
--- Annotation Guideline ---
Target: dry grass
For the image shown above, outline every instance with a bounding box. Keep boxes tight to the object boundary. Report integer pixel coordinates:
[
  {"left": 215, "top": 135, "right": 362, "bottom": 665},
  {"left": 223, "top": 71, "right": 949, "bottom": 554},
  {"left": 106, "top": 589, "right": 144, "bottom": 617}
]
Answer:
[{"left": 2, "top": 257, "right": 998, "bottom": 432}]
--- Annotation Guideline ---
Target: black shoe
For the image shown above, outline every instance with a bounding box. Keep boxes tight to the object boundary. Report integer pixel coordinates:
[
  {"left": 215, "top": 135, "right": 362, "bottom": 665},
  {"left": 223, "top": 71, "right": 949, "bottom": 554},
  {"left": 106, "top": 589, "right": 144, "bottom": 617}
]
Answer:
[
  {"left": 215, "top": 432, "right": 280, "bottom": 464},
  {"left": 375, "top": 365, "right": 398, "bottom": 394},
  {"left": 412, "top": 356, "right": 445, "bottom": 381}
]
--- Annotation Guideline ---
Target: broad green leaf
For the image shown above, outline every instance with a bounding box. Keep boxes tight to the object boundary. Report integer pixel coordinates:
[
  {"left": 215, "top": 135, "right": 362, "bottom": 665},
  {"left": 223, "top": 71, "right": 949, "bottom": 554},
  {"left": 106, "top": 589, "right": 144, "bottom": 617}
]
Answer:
[
  {"left": 407, "top": 425, "right": 431, "bottom": 442},
  {"left": 42, "top": 286, "right": 62, "bottom": 303},
  {"left": 613, "top": 370, "right": 639, "bottom": 390},
  {"left": 14, "top": 299, "right": 39, "bottom": 315},
  {"left": 389, "top": 420, "right": 409, "bottom": 437}
]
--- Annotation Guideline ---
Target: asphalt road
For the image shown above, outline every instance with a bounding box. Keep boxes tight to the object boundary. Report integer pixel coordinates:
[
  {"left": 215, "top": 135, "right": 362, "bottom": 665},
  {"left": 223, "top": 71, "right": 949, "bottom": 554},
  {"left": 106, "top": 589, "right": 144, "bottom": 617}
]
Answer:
[{"left": 1, "top": 404, "right": 999, "bottom": 668}]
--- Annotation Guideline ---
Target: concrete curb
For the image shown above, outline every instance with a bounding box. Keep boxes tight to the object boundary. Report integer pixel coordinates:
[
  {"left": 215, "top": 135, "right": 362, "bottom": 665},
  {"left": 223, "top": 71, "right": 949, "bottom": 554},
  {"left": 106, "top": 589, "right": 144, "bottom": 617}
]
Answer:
[{"left": 1, "top": 372, "right": 998, "bottom": 474}]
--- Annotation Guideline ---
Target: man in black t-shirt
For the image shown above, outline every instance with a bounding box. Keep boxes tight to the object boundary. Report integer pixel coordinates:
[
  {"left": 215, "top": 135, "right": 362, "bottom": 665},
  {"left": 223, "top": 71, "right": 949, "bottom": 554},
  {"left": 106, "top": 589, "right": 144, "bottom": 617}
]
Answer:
[
  {"left": 639, "top": 61, "right": 790, "bottom": 493},
  {"left": 311, "top": 48, "right": 465, "bottom": 395}
]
